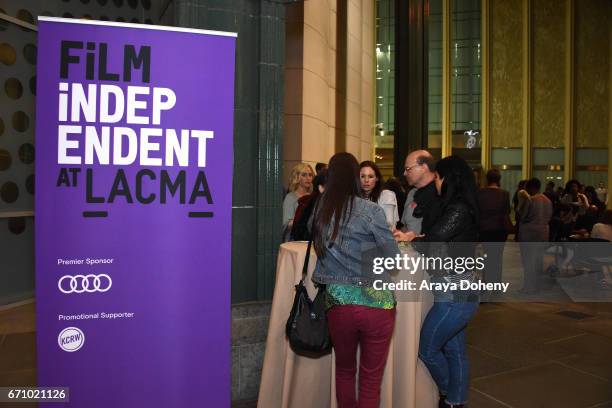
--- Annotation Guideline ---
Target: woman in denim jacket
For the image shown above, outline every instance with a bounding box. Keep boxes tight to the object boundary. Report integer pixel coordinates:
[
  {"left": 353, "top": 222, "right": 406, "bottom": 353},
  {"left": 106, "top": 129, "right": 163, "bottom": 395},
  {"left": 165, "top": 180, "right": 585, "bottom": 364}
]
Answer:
[
  {"left": 394, "top": 155, "right": 479, "bottom": 408},
  {"left": 312, "top": 152, "right": 399, "bottom": 408}
]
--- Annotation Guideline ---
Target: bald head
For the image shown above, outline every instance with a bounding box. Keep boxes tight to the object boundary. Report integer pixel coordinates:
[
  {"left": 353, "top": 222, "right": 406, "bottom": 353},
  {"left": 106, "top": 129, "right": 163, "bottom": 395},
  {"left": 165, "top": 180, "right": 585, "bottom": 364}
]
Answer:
[
  {"left": 406, "top": 150, "right": 434, "bottom": 167},
  {"left": 404, "top": 150, "right": 435, "bottom": 188}
]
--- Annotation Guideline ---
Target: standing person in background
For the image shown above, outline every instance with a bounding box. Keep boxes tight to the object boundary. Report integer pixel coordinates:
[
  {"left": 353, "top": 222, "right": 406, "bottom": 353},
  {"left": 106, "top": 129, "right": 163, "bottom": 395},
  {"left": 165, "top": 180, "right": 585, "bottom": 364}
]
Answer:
[
  {"left": 290, "top": 170, "right": 327, "bottom": 241},
  {"left": 477, "top": 169, "right": 512, "bottom": 286},
  {"left": 561, "top": 179, "right": 589, "bottom": 216},
  {"left": 282, "top": 163, "right": 314, "bottom": 241},
  {"left": 543, "top": 181, "right": 559, "bottom": 210},
  {"left": 513, "top": 180, "right": 529, "bottom": 241},
  {"left": 513, "top": 180, "right": 528, "bottom": 213},
  {"left": 394, "top": 155, "right": 480, "bottom": 408},
  {"left": 400, "top": 150, "right": 438, "bottom": 235},
  {"left": 312, "top": 152, "right": 399, "bottom": 408},
  {"left": 359, "top": 161, "right": 399, "bottom": 230},
  {"left": 595, "top": 182, "right": 608, "bottom": 205},
  {"left": 518, "top": 178, "right": 553, "bottom": 293},
  {"left": 315, "top": 162, "right": 328, "bottom": 176}
]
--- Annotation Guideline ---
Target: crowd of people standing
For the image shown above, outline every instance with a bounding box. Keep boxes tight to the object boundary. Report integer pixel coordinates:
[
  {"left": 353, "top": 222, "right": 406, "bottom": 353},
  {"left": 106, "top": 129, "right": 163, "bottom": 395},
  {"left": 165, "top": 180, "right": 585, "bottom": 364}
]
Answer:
[{"left": 280, "top": 151, "right": 611, "bottom": 408}]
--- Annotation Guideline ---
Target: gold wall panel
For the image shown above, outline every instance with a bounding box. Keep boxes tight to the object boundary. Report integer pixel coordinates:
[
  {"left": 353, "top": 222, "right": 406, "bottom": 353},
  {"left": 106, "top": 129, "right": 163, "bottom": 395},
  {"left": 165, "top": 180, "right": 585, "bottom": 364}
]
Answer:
[
  {"left": 532, "top": 0, "right": 565, "bottom": 148},
  {"left": 490, "top": 0, "right": 523, "bottom": 148},
  {"left": 575, "top": 0, "right": 610, "bottom": 148}
]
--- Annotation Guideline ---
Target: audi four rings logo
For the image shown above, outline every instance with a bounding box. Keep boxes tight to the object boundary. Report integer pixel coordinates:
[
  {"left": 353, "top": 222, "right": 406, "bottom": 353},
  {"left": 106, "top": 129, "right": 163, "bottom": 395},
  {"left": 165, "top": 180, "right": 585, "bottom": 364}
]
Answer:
[{"left": 58, "top": 274, "right": 112, "bottom": 294}]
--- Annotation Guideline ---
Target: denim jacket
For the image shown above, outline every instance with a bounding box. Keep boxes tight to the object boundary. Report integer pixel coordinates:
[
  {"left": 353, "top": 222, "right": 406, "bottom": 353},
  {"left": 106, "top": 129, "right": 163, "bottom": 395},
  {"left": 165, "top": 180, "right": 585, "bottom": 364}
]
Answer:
[{"left": 312, "top": 197, "right": 400, "bottom": 286}]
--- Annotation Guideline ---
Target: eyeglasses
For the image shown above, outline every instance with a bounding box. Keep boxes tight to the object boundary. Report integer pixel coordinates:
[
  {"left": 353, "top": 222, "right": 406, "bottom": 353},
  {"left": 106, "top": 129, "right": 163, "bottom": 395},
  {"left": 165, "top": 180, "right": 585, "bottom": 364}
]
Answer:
[
  {"left": 404, "top": 163, "right": 421, "bottom": 173},
  {"left": 300, "top": 172, "right": 313, "bottom": 177}
]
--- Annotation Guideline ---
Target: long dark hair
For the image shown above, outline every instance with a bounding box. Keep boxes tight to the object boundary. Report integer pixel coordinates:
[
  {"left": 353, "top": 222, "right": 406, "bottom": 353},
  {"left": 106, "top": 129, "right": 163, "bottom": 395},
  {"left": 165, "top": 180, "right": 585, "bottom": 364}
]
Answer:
[
  {"left": 313, "top": 152, "right": 361, "bottom": 258},
  {"left": 434, "top": 155, "right": 479, "bottom": 222},
  {"left": 359, "top": 161, "right": 383, "bottom": 203}
]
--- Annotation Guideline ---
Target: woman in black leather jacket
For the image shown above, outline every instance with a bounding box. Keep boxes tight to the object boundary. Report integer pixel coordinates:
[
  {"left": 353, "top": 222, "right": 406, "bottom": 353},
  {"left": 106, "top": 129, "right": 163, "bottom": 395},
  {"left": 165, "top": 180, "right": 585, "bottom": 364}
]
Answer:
[{"left": 394, "top": 155, "right": 479, "bottom": 408}]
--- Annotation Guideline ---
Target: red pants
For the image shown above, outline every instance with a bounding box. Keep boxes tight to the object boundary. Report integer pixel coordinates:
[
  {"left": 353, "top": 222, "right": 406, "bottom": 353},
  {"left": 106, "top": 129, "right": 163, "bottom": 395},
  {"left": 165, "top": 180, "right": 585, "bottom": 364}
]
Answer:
[{"left": 327, "top": 305, "right": 395, "bottom": 408}]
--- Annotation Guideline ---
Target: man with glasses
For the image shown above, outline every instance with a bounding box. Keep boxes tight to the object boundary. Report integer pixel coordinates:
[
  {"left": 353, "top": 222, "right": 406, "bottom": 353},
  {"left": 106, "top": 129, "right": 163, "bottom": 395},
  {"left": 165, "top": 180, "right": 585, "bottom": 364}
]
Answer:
[{"left": 397, "top": 150, "right": 438, "bottom": 238}]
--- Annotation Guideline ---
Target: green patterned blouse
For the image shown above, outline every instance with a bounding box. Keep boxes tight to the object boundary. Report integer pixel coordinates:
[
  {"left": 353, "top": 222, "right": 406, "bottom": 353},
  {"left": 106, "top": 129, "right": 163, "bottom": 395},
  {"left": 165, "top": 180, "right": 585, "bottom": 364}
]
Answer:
[{"left": 326, "top": 283, "right": 395, "bottom": 310}]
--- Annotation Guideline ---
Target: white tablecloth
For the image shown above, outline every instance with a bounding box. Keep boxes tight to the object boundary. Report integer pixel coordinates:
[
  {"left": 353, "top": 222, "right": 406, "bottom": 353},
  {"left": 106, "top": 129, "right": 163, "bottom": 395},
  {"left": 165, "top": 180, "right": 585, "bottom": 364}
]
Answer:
[{"left": 257, "top": 242, "right": 438, "bottom": 408}]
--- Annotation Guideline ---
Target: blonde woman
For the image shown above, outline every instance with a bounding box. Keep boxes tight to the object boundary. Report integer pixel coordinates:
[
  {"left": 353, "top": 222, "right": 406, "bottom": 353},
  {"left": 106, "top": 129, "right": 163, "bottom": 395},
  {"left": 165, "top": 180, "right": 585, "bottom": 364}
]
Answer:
[{"left": 282, "top": 163, "right": 314, "bottom": 241}]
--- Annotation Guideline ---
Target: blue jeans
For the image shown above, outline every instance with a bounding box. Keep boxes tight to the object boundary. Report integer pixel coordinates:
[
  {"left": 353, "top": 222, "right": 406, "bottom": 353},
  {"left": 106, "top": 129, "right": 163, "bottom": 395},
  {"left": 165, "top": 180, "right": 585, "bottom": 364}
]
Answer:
[{"left": 419, "top": 301, "right": 479, "bottom": 405}]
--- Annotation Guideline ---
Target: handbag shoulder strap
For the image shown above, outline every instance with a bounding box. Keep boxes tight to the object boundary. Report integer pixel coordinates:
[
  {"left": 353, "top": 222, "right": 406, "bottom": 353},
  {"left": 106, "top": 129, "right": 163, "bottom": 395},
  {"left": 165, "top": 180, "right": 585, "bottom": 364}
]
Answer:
[
  {"left": 301, "top": 236, "right": 325, "bottom": 290},
  {"left": 301, "top": 236, "right": 313, "bottom": 281}
]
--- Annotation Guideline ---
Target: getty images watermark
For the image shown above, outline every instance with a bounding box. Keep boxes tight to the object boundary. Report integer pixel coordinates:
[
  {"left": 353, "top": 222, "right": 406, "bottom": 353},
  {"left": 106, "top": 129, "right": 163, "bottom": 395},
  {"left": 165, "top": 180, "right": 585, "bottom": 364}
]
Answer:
[
  {"left": 361, "top": 241, "right": 612, "bottom": 302},
  {"left": 371, "top": 252, "right": 510, "bottom": 294}
]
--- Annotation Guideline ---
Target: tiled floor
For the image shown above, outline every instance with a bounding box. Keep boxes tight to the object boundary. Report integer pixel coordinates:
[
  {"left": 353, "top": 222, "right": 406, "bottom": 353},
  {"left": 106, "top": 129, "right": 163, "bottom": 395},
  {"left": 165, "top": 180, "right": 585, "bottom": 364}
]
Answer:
[
  {"left": 1, "top": 301, "right": 611, "bottom": 408},
  {"left": 467, "top": 302, "right": 612, "bottom": 408}
]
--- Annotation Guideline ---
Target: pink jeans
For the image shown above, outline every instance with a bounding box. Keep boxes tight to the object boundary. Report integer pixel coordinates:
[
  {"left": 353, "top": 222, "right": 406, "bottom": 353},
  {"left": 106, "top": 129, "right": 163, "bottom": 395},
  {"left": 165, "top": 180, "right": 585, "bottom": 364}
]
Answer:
[{"left": 327, "top": 305, "right": 395, "bottom": 408}]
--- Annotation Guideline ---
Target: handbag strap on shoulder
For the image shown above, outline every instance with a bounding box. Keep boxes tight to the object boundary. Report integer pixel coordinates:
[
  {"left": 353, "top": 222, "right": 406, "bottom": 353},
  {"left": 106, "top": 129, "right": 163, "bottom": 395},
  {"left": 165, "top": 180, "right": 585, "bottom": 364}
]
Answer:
[{"left": 301, "top": 236, "right": 313, "bottom": 282}]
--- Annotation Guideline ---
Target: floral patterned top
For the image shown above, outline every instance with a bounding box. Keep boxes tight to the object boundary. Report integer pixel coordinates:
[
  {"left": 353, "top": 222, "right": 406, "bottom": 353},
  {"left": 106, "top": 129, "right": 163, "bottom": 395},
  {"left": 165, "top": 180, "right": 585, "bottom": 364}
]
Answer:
[{"left": 326, "top": 283, "right": 395, "bottom": 310}]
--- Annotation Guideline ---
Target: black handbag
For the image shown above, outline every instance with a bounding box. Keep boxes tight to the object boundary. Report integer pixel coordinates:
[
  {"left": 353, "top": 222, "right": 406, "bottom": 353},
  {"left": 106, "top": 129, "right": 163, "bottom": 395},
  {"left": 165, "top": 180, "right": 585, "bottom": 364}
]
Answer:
[{"left": 285, "top": 237, "right": 332, "bottom": 357}]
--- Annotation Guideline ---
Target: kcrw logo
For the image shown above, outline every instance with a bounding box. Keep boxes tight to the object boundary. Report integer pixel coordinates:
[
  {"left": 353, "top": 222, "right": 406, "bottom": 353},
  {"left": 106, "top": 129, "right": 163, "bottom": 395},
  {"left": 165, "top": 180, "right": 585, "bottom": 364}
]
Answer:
[{"left": 58, "top": 327, "right": 85, "bottom": 352}]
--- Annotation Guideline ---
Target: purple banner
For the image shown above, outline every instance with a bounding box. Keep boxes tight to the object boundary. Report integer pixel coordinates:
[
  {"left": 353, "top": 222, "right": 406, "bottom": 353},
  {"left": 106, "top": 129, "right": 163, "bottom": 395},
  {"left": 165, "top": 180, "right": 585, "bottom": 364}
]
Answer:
[{"left": 35, "top": 18, "right": 235, "bottom": 407}]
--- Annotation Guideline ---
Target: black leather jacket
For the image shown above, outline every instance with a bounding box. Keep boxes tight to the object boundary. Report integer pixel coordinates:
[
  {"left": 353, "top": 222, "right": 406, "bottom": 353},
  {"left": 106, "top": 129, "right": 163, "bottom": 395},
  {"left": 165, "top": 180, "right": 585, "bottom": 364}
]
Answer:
[
  {"left": 414, "top": 198, "right": 479, "bottom": 284},
  {"left": 424, "top": 199, "right": 478, "bottom": 243}
]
